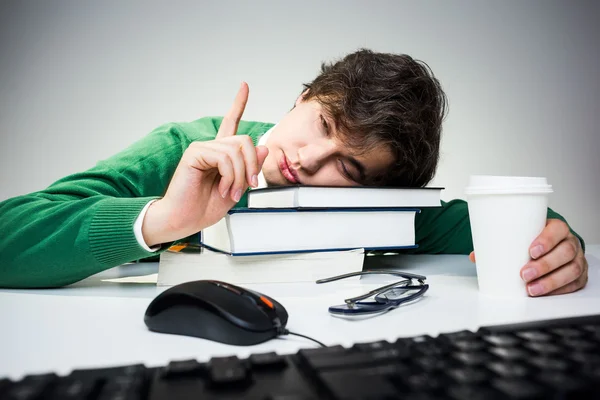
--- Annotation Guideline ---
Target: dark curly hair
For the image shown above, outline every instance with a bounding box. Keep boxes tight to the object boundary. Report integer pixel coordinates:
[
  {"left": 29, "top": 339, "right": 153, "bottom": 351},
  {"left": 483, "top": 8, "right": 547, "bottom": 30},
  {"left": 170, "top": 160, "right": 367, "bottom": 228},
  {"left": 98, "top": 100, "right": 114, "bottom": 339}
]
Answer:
[{"left": 302, "top": 49, "right": 447, "bottom": 187}]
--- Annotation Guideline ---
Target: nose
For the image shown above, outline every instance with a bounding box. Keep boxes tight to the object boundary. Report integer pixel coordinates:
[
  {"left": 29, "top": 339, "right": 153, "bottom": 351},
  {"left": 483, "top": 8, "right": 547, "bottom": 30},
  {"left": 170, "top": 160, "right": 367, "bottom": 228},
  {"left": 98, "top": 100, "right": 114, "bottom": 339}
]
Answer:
[{"left": 296, "top": 139, "right": 337, "bottom": 175}]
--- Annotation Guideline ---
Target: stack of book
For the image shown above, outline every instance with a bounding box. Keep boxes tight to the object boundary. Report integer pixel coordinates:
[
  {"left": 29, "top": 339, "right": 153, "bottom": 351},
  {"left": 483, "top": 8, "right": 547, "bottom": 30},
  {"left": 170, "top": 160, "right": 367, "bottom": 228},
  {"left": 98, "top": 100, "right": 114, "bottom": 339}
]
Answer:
[{"left": 157, "top": 185, "right": 442, "bottom": 286}]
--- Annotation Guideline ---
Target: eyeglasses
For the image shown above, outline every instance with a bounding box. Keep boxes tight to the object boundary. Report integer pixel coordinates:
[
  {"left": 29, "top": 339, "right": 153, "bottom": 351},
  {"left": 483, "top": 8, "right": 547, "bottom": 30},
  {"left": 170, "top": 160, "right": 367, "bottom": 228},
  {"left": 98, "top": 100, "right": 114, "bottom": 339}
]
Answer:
[{"left": 316, "top": 270, "right": 429, "bottom": 316}]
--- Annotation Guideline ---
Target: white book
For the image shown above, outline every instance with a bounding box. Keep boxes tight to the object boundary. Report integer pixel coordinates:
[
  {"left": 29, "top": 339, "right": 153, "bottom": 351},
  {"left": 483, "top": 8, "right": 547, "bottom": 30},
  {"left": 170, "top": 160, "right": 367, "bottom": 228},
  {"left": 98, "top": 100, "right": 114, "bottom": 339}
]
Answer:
[
  {"left": 247, "top": 185, "right": 443, "bottom": 209},
  {"left": 157, "top": 248, "right": 365, "bottom": 286},
  {"left": 200, "top": 208, "right": 419, "bottom": 255}
]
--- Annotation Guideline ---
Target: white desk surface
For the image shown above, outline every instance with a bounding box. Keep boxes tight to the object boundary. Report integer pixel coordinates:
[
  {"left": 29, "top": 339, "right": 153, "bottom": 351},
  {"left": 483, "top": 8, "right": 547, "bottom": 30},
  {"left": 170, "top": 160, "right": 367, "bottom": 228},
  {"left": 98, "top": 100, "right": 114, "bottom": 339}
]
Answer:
[{"left": 1, "top": 245, "right": 599, "bottom": 380}]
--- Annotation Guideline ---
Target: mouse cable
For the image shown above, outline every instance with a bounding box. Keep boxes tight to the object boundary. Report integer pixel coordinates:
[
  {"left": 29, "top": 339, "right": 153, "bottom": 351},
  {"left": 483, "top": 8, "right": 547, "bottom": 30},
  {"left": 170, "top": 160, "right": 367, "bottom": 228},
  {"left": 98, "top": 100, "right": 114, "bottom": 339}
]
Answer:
[{"left": 281, "top": 329, "right": 326, "bottom": 348}]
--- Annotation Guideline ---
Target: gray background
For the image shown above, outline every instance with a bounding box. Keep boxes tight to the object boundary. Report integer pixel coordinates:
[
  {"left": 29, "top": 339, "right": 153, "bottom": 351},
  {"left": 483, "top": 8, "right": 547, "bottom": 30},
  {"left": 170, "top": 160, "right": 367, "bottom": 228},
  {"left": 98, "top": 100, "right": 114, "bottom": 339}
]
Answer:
[{"left": 1, "top": 0, "right": 598, "bottom": 243}]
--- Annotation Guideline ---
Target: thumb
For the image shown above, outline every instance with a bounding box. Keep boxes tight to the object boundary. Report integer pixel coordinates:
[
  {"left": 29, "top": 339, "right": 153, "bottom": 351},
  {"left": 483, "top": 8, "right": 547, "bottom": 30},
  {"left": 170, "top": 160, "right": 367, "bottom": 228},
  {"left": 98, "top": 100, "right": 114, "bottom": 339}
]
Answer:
[
  {"left": 256, "top": 145, "right": 269, "bottom": 170},
  {"left": 469, "top": 251, "right": 476, "bottom": 263}
]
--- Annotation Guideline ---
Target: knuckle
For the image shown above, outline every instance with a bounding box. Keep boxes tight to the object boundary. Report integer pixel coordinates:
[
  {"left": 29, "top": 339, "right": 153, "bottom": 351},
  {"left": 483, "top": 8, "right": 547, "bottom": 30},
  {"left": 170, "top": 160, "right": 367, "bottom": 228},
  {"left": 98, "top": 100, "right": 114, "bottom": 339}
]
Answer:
[
  {"left": 240, "top": 135, "right": 253, "bottom": 146},
  {"left": 531, "top": 259, "right": 549, "bottom": 275},
  {"left": 564, "top": 239, "right": 578, "bottom": 260},
  {"left": 572, "top": 259, "right": 583, "bottom": 278},
  {"left": 541, "top": 276, "right": 554, "bottom": 294},
  {"left": 217, "top": 152, "right": 230, "bottom": 165},
  {"left": 559, "top": 221, "right": 570, "bottom": 236},
  {"left": 560, "top": 281, "right": 577, "bottom": 295},
  {"left": 230, "top": 144, "right": 242, "bottom": 156}
]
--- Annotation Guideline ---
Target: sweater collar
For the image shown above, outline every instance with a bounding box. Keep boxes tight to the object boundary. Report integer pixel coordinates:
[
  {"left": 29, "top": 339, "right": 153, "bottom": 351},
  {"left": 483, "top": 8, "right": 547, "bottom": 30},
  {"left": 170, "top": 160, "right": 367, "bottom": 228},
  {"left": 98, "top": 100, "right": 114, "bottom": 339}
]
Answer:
[{"left": 256, "top": 125, "right": 275, "bottom": 188}]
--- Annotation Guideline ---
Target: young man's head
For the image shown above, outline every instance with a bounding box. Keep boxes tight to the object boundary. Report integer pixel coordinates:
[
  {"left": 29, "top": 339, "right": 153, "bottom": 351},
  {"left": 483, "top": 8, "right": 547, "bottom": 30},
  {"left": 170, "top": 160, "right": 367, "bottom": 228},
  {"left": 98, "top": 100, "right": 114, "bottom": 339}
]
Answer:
[{"left": 262, "top": 49, "right": 447, "bottom": 188}]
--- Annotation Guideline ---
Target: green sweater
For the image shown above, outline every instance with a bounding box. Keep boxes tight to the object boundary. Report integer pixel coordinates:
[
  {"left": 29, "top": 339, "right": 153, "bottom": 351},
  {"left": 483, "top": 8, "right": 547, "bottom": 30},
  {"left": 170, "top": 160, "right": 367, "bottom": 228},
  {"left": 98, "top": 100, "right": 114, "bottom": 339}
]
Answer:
[{"left": 0, "top": 117, "right": 584, "bottom": 288}]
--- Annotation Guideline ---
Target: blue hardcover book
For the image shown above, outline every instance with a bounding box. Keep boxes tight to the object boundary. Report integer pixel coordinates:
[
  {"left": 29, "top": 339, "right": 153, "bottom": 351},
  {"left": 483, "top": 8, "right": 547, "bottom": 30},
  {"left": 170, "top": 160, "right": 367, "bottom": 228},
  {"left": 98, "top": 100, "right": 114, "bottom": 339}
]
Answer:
[{"left": 200, "top": 208, "right": 419, "bottom": 256}]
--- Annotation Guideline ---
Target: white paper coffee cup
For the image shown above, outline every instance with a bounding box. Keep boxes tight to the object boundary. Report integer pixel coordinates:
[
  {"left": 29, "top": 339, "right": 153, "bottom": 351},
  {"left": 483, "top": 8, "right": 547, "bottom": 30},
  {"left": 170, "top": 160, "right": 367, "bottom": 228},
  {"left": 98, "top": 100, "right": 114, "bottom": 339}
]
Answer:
[{"left": 466, "top": 175, "right": 553, "bottom": 297}]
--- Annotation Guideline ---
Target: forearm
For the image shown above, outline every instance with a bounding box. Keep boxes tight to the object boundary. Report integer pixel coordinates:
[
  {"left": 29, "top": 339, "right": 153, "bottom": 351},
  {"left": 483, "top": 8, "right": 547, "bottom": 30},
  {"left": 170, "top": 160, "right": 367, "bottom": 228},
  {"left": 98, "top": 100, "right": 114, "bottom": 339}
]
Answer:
[
  {"left": 0, "top": 194, "right": 161, "bottom": 288},
  {"left": 0, "top": 120, "right": 217, "bottom": 287}
]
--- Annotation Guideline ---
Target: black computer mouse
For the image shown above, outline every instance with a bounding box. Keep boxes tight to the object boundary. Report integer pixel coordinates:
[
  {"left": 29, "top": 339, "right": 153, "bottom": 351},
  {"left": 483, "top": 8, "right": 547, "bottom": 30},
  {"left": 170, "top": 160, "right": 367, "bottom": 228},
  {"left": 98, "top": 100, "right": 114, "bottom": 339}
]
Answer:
[{"left": 144, "top": 280, "right": 289, "bottom": 346}]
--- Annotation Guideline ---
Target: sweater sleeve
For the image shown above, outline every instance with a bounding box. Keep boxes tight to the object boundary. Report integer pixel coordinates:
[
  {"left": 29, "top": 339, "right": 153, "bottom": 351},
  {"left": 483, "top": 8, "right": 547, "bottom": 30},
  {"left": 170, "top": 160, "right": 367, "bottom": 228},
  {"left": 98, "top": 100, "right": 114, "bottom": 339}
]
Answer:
[
  {"left": 406, "top": 199, "right": 585, "bottom": 255},
  {"left": 0, "top": 122, "right": 195, "bottom": 288}
]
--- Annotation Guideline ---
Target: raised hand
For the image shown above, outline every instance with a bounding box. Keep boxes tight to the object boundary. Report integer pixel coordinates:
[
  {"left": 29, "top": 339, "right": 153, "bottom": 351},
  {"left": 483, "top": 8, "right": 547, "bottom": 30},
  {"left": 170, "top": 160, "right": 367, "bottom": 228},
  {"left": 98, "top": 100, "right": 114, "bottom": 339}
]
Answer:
[{"left": 142, "top": 82, "right": 269, "bottom": 247}]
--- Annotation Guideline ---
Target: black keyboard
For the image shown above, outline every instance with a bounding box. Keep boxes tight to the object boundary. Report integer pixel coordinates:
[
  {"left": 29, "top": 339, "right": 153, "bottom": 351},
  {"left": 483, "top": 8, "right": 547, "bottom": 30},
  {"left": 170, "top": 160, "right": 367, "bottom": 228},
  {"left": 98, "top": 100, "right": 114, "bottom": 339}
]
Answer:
[{"left": 3, "top": 314, "right": 600, "bottom": 400}]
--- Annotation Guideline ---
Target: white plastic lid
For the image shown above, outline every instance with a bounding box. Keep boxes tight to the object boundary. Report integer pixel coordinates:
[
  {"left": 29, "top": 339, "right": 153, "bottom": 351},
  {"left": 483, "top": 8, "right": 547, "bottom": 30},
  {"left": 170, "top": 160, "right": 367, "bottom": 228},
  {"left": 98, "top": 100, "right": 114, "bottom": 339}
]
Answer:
[{"left": 465, "top": 175, "right": 553, "bottom": 195}]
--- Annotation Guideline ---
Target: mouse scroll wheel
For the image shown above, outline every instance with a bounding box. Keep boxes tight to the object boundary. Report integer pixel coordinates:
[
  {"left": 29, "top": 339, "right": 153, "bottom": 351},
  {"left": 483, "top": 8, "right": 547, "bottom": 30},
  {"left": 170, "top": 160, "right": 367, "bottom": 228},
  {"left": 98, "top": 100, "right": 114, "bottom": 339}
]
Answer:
[{"left": 259, "top": 296, "right": 274, "bottom": 309}]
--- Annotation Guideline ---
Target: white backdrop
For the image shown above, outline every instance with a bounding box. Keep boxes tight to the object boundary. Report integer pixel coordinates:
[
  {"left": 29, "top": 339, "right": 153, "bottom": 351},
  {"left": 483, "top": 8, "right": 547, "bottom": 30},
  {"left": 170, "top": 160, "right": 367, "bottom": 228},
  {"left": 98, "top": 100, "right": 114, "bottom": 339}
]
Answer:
[{"left": 1, "top": 0, "right": 598, "bottom": 242}]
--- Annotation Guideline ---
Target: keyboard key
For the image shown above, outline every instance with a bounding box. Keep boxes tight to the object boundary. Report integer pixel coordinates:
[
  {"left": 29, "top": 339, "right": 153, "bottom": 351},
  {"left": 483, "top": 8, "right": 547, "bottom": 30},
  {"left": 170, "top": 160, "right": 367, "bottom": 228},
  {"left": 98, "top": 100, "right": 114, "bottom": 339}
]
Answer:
[
  {"left": 581, "top": 324, "right": 600, "bottom": 334},
  {"left": 318, "top": 370, "right": 398, "bottom": 399},
  {"left": 589, "top": 331, "right": 600, "bottom": 341},
  {"left": 528, "top": 355, "right": 571, "bottom": 371},
  {"left": 266, "top": 394, "right": 317, "bottom": 400},
  {"left": 440, "top": 330, "right": 480, "bottom": 342},
  {"left": 0, "top": 378, "right": 12, "bottom": 394},
  {"left": 5, "top": 374, "right": 57, "bottom": 400},
  {"left": 352, "top": 340, "right": 393, "bottom": 352},
  {"left": 161, "top": 359, "right": 203, "bottom": 378},
  {"left": 550, "top": 327, "right": 585, "bottom": 338},
  {"left": 391, "top": 340, "right": 412, "bottom": 359},
  {"left": 451, "top": 339, "right": 487, "bottom": 352},
  {"left": 447, "top": 367, "right": 491, "bottom": 385},
  {"left": 581, "top": 363, "right": 600, "bottom": 381},
  {"left": 523, "top": 341, "right": 563, "bottom": 355},
  {"left": 561, "top": 337, "right": 598, "bottom": 351},
  {"left": 483, "top": 333, "right": 520, "bottom": 347},
  {"left": 5, "top": 384, "right": 43, "bottom": 400},
  {"left": 489, "top": 346, "right": 530, "bottom": 360},
  {"left": 370, "top": 348, "right": 408, "bottom": 363},
  {"left": 453, "top": 351, "right": 494, "bottom": 366},
  {"left": 208, "top": 356, "right": 250, "bottom": 387},
  {"left": 98, "top": 369, "right": 145, "bottom": 400},
  {"left": 298, "top": 345, "right": 345, "bottom": 358},
  {"left": 98, "top": 385, "right": 141, "bottom": 400},
  {"left": 537, "top": 371, "right": 588, "bottom": 396},
  {"left": 51, "top": 378, "right": 97, "bottom": 399},
  {"left": 301, "top": 349, "right": 404, "bottom": 371},
  {"left": 448, "top": 385, "right": 502, "bottom": 400},
  {"left": 416, "top": 356, "right": 457, "bottom": 372},
  {"left": 358, "top": 363, "right": 411, "bottom": 379},
  {"left": 413, "top": 342, "right": 449, "bottom": 356},
  {"left": 487, "top": 361, "right": 530, "bottom": 378},
  {"left": 71, "top": 364, "right": 145, "bottom": 381},
  {"left": 570, "top": 351, "right": 600, "bottom": 365},
  {"left": 411, "top": 335, "right": 434, "bottom": 344},
  {"left": 515, "top": 330, "right": 553, "bottom": 342},
  {"left": 249, "top": 352, "right": 287, "bottom": 369},
  {"left": 405, "top": 372, "right": 448, "bottom": 393},
  {"left": 492, "top": 378, "right": 544, "bottom": 399}
]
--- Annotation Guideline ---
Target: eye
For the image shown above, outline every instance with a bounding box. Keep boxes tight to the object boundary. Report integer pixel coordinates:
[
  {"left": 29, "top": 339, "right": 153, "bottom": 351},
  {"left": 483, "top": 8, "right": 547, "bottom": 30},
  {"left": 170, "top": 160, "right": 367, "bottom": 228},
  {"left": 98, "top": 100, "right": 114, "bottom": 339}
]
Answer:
[
  {"left": 320, "top": 114, "right": 330, "bottom": 136},
  {"left": 338, "top": 159, "right": 355, "bottom": 182}
]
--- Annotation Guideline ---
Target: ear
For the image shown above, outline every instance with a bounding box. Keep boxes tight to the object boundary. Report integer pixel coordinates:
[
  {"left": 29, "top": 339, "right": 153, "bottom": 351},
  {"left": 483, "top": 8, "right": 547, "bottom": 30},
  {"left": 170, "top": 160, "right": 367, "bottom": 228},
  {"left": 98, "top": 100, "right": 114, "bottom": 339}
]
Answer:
[{"left": 295, "top": 89, "right": 310, "bottom": 107}]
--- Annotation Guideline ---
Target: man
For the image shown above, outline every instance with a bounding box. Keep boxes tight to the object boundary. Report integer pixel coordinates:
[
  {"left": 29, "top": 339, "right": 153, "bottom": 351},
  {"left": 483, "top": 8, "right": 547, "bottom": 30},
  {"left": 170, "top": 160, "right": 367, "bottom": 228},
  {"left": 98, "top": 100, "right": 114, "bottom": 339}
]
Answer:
[{"left": 0, "top": 50, "right": 588, "bottom": 293}]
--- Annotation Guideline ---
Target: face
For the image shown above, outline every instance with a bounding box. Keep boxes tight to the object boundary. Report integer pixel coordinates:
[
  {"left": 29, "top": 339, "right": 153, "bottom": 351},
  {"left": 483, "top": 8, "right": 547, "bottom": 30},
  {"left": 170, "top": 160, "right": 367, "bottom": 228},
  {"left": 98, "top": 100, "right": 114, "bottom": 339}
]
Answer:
[{"left": 262, "top": 98, "right": 394, "bottom": 187}]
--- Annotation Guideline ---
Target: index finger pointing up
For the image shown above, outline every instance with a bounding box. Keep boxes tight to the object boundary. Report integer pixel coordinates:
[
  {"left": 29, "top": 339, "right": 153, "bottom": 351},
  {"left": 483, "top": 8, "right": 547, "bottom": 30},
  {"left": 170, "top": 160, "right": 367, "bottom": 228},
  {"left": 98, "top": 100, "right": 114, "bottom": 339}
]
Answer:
[{"left": 217, "top": 82, "right": 249, "bottom": 139}]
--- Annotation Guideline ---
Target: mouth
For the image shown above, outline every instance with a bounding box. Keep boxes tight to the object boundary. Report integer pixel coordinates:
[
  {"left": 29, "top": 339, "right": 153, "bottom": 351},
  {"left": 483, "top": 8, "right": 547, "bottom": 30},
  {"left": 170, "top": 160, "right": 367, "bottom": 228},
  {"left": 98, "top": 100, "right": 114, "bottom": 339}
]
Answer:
[{"left": 279, "top": 153, "right": 301, "bottom": 184}]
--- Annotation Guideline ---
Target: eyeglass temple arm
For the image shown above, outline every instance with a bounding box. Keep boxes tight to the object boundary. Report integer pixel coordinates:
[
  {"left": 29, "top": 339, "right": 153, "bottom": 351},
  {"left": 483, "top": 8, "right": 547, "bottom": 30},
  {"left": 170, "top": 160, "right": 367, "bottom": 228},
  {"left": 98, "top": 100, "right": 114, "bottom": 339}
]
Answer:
[{"left": 316, "top": 269, "right": 426, "bottom": 284}]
